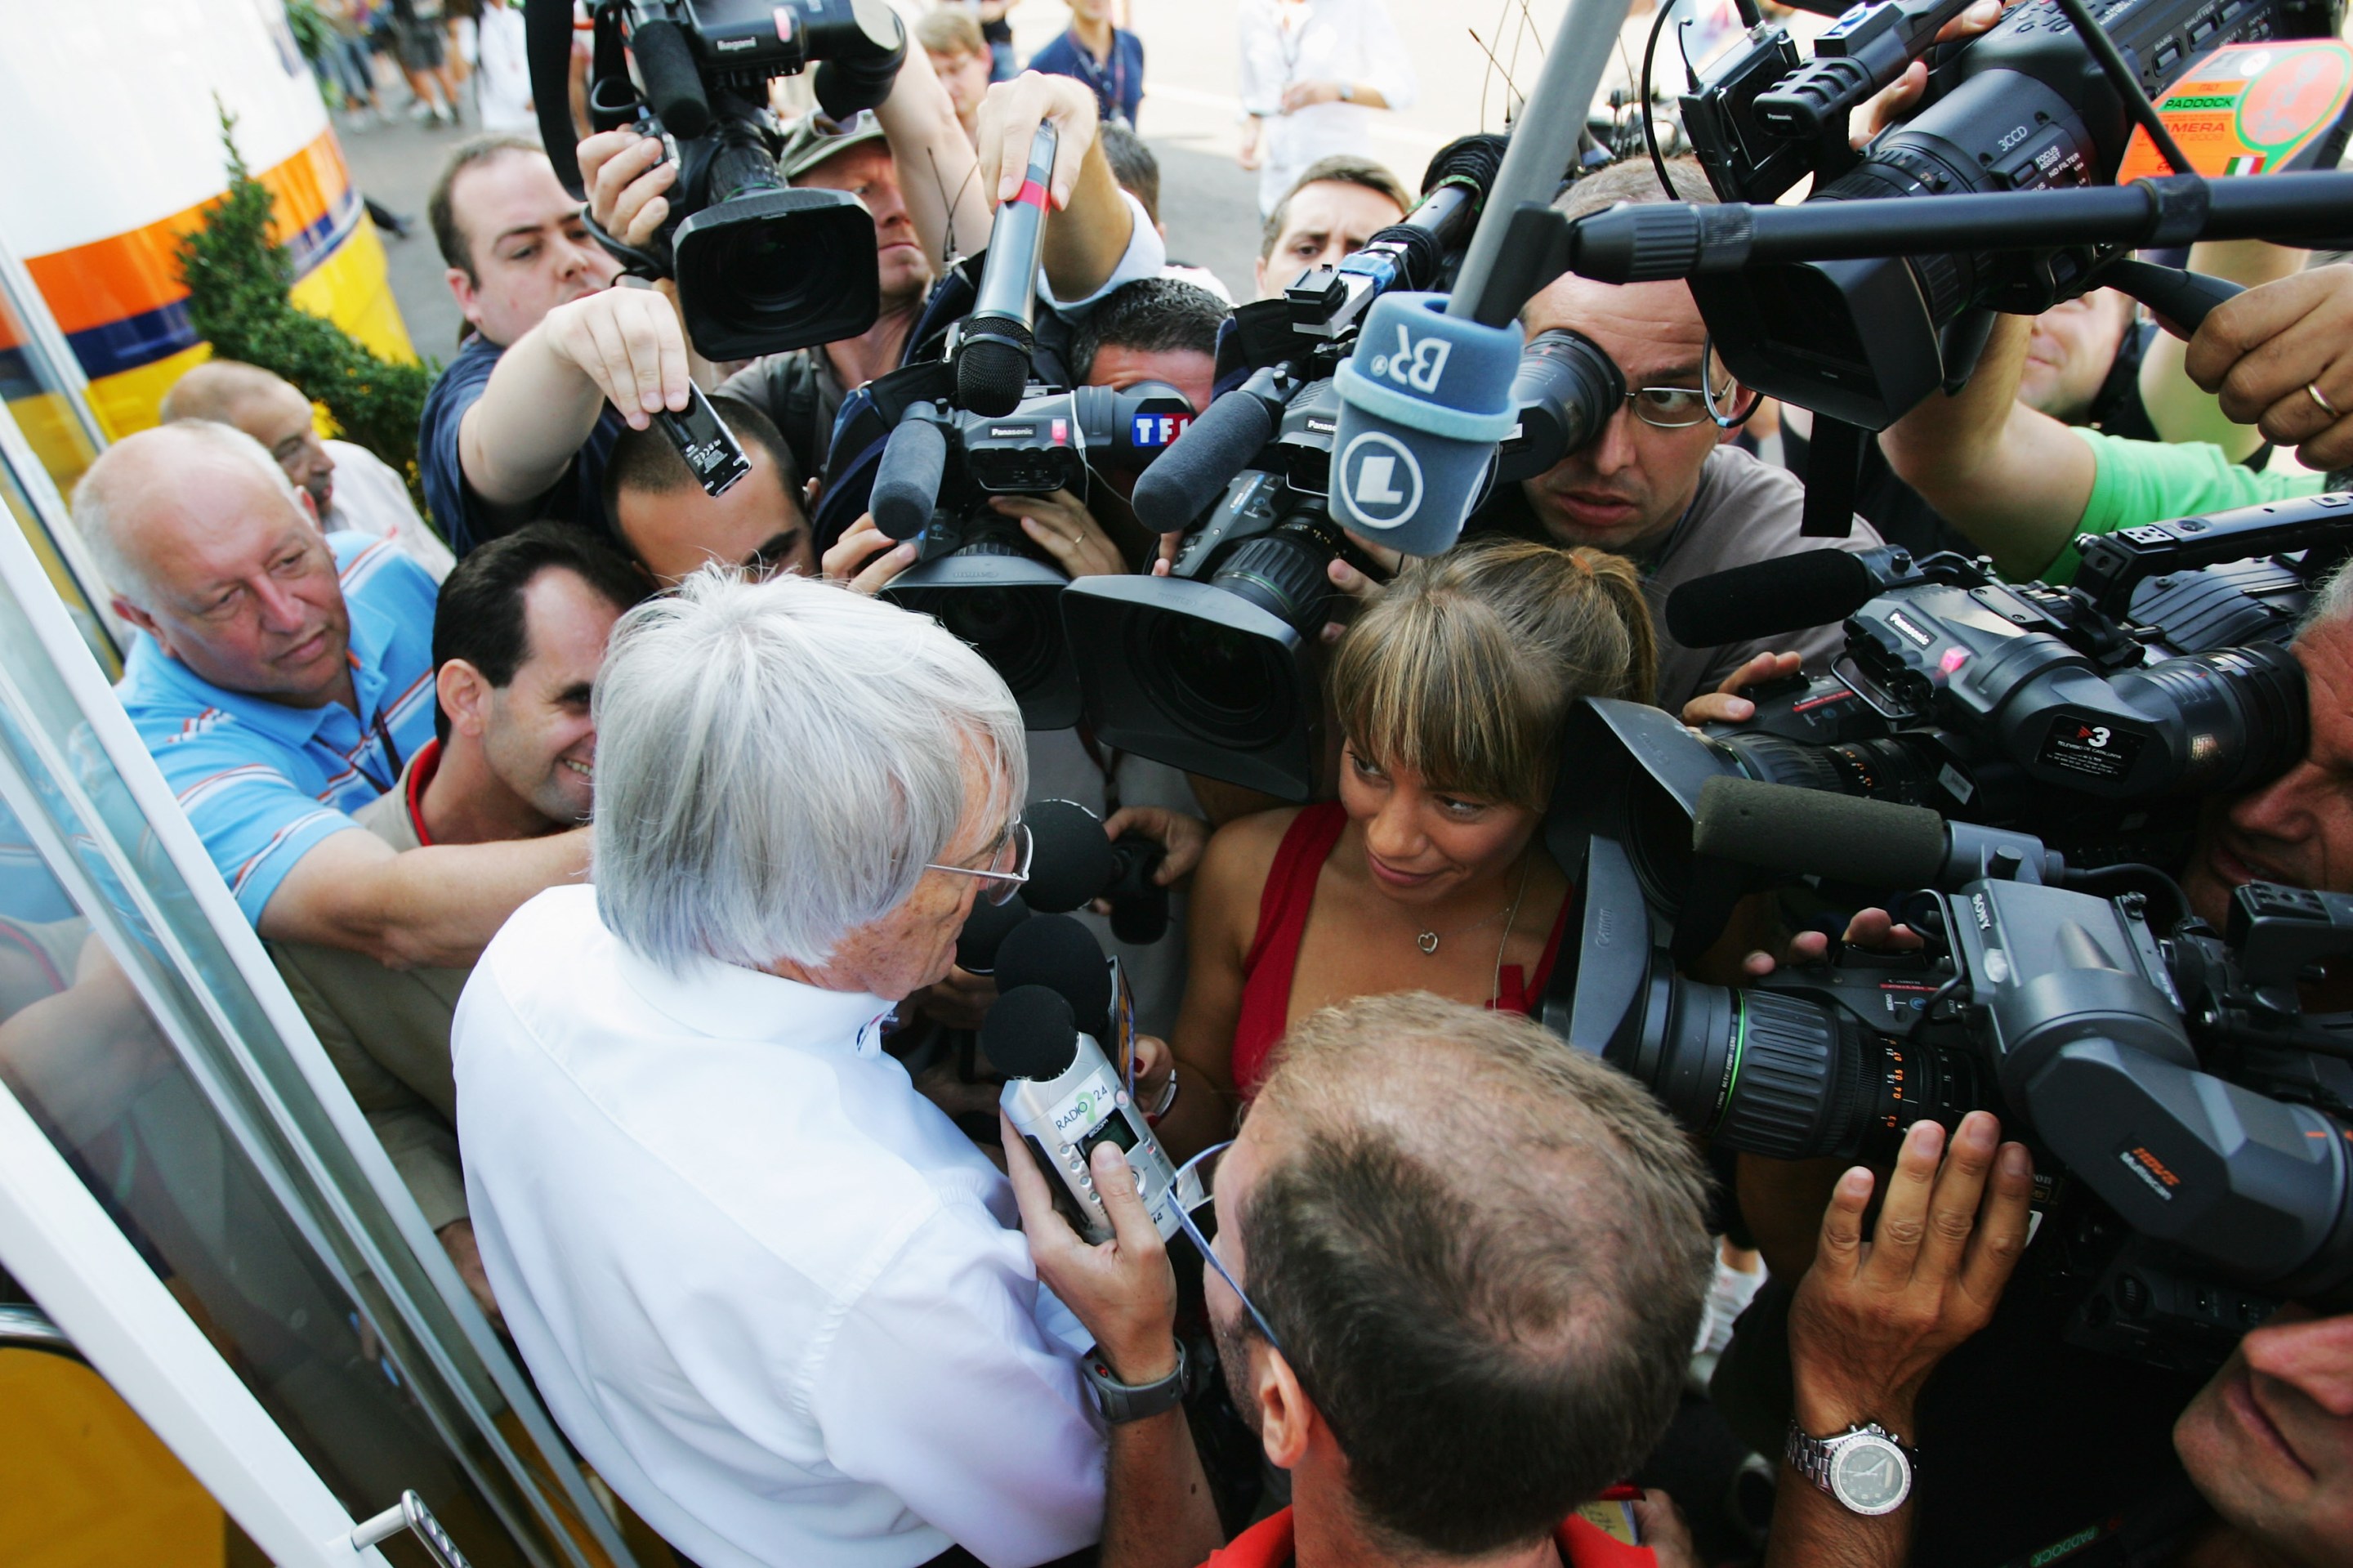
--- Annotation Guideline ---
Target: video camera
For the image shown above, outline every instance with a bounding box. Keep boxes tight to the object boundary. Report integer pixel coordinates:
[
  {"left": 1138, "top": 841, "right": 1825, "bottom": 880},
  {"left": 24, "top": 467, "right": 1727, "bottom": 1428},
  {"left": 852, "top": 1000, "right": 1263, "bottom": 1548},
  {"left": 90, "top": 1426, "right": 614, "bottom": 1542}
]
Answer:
[
  {"left": 525, "top": 0, "right": 907, "bottom": 360},
  {"left": 868, "top": 383, "right": 1195, "bottom": 729},
  {"left": 1060, "top": 133, "right": 1631, "bottom": 797},
  {"left": 1676, "top": 0, "right": 2346, "bottom": 427},
  {"left": 1556, "top": 783, "right": 2353, "bottom": 1365},
  {"left": 1564, "top": 492, "right": 2353, "bottom": 957}
]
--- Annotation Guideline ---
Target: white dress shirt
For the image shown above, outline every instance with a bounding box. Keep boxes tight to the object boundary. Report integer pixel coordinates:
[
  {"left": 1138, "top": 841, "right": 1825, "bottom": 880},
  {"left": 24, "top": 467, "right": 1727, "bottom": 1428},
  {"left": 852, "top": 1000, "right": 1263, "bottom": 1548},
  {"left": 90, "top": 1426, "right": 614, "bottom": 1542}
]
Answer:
[
  {"left": 1237, "top": 0, "right": 1419, "bottom": 215},
  {"left": 454, "top": 886, "right": 1106, "bottom": 1568},
  {"left": 322, "top": 439, "right": 455, "bottom": 583}
]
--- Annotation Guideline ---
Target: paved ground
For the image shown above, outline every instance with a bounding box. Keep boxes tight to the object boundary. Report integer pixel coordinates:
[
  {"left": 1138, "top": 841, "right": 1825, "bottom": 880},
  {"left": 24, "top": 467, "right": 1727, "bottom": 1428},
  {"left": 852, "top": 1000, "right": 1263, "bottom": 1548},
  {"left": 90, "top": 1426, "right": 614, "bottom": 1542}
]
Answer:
[{"left": 337, "top": 0, "right": 1587, "bottom": 360}]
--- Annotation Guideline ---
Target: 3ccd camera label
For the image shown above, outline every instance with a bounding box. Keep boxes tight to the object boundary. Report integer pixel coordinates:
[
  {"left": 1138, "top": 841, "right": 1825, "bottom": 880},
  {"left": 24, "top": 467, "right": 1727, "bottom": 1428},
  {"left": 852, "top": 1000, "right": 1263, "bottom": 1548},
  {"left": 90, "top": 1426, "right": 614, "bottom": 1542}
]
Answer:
[{"left": 2038, "top": 713, "right": 2145, "bottom": 780}]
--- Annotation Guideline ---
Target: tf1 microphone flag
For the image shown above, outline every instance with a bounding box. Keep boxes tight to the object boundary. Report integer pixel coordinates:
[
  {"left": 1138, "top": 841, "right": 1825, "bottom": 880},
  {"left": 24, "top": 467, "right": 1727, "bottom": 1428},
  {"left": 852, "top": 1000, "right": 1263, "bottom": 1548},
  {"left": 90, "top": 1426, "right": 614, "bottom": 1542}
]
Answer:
[{"left": 1330, "top": 293, "right": 1521, "bottom": 557}]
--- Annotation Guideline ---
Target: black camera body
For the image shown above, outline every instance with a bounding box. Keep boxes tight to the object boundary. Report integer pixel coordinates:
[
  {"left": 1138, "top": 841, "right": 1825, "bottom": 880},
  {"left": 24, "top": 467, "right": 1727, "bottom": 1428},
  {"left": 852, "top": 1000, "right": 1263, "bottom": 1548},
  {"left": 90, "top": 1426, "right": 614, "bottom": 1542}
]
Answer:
[
  {"left": 530, "top": 0, "right": 906, "bottom": 360},
  {"left": 1679, "top": 0, "right": 2345, "bottom": 426},
  {"left": 869, "top": 383, "right": 1194, "bottom": 730},
  {"left": 1586, "top": 495, "right": 2353, "bottom": 954},
  {"left": 1557, "top": 811, "right": 2353, "bottom": 1365}
]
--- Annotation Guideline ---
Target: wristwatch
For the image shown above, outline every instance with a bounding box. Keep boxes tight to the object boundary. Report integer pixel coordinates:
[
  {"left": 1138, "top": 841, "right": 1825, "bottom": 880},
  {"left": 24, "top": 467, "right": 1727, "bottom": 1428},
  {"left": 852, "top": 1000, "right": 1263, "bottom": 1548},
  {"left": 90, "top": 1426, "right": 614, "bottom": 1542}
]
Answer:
[
  {"left": 1083, "top": 1339, "right": 1189, "bottom": 1425},
  {"left": 1784, "top": 1419, "right": 1914, "bottom": 1517},
  {"left": 1337, "top": 81, "right": 1355, "bottom": 101}
]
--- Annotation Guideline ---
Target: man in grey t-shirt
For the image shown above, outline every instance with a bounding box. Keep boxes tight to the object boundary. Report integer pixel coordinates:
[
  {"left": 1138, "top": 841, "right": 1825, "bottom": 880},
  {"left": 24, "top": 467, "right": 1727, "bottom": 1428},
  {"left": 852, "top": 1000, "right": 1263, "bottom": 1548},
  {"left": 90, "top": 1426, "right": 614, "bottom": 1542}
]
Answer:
[{"left": 1505, "top": 158, "right": 1882, "bottom": 709}]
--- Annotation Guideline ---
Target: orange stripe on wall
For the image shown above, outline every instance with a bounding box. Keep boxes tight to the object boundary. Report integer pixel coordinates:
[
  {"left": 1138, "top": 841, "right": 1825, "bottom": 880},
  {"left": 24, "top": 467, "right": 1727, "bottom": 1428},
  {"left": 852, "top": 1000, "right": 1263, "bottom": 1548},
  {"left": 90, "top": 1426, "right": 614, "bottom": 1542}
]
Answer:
[{"left": 25, "top": 128, "right": 353, "bottom": 337}]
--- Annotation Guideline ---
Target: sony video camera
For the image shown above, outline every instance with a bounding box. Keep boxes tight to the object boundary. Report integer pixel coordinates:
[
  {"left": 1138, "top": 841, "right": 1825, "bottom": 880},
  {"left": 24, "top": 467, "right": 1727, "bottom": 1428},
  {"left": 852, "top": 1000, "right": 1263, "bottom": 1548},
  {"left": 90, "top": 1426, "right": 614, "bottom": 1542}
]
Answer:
[
  {"left": 1556, "top": 787, "right": 2353, "bottom": 1368},
  {"left": 527, "top": 0, "right": 907, "bottom": 359},
  {"left": 867, "top": 382, "right": 1195, "bottom": 729},
  {"left": 1574, "top": 492, "right": 2353, "bottom": 954},
  {"left": 1677, "top": 0, "right": 2346, "bottom": 426}
]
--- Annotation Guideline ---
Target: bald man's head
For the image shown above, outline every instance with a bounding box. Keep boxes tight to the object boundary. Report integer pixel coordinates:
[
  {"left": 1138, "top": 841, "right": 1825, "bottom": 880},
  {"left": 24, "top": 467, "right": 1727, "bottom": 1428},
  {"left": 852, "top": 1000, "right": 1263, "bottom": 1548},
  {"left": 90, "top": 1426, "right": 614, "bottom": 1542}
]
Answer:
[
  {"left": 161, "top": 361, "right": 337, "bottom": 511},
  {"left": 73, "top": 424, "right": 355, "bottom": 706}
]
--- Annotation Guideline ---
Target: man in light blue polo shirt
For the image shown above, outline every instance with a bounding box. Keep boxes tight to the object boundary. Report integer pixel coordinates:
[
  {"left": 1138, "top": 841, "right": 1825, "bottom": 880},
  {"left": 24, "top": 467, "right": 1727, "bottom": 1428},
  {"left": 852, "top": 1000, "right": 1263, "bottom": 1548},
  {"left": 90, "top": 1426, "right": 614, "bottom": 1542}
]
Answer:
[{"left": 74, "top": 422, "right": 590, "bottom": 967}]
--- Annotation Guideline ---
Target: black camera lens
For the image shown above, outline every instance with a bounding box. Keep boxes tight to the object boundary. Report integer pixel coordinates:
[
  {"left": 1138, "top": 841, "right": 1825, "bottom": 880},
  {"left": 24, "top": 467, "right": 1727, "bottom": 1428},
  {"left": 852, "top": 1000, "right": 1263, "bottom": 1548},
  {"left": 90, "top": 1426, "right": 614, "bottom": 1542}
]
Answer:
[
  {"left": 1144, "top": 614, "right": 1301, "bottom": 753},
  {"left": 2114, "top": 643, "right": 2308, "bottom": 797},
  {"left": 1624, "top": 974, "right": 1983, "bottom": 1163},
  {"left": 1497, "top": 328, "right": 1627, "bottom": 483},
  {"left": 881, "top": 534, "right": 1082, "bottom": 728}
]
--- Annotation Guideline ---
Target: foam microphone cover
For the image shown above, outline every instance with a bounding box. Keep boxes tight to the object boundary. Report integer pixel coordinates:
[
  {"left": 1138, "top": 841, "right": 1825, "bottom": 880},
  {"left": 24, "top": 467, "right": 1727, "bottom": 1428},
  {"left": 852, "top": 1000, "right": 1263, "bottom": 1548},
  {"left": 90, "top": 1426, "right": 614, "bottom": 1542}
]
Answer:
[
  {"left": 1691, "top": 776, "right": 1947, "bottom": 889},
  {"left": 1330, "top": 292, "right": 1520, "bottom": 557},
  {"left": 956, "top": 895, "right": 1032, "bottom": 974},
  {"left": 1131, "top": 388, "right": 1278, "bottom": 534},
  {"left": 980, "top": 985, "right": 1080, "bottom": 1081},
  {"left": 956, "top": 333, "right": 1031, "bottom": 418},
  {"left": 993, "top": 914, "right": 1113, "bottom": 1040},
  {"left": 627, "top": 20, "right": 711, "bottom": 138},
  {"left": 1020, "top": 798, "right": 1119, "bottom": 913},
  {"left": 872, "top": 418, "right": 949, "bottom": 541},
  {"left": 1664, "top": 551, "right": 1876, "bottom": 648}
]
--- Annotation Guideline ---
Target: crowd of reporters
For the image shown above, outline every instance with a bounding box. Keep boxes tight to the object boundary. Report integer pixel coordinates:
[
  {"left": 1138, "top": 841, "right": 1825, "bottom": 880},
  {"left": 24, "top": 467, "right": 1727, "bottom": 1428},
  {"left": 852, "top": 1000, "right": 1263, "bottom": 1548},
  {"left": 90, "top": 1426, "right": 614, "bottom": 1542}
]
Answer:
[{"left": 36, "top": 19, "right": 2353, "bottom": 1568}]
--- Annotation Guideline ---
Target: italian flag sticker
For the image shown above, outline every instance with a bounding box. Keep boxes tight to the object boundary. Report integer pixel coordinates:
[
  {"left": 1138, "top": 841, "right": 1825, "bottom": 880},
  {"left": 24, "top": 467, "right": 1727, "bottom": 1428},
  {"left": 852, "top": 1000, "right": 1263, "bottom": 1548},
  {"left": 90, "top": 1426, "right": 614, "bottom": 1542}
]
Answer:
[{"left": 2226, "top": 153, "right": 2267, "bottom": 174}]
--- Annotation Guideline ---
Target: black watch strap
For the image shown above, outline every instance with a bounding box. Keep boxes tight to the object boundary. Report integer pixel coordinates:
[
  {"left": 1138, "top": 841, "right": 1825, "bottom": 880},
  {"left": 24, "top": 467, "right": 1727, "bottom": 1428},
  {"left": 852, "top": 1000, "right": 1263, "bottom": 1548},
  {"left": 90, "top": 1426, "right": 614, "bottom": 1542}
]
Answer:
[{"left": 1083, "top": 1340, "right": 1188, "bottom": 1424}]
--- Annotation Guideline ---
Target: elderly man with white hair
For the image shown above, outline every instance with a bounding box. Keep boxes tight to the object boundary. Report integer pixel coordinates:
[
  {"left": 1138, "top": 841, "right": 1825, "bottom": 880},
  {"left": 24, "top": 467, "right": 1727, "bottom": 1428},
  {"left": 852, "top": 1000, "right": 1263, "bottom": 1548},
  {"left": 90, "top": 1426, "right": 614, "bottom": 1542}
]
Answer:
[
  {"left": 453, "top": 570, "right": 1111, "bottom": 1568},
  {"left": 77, "top": 422, "right": 588, "bottom": 964}
]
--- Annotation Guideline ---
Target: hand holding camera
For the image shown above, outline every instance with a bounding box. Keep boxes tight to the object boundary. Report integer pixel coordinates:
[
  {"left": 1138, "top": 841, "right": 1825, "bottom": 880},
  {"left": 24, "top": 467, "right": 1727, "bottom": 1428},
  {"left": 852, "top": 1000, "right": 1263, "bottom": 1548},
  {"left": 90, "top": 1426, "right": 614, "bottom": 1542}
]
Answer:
[{"left": 580, "top": 128, "right": 677, "bottom": 252}]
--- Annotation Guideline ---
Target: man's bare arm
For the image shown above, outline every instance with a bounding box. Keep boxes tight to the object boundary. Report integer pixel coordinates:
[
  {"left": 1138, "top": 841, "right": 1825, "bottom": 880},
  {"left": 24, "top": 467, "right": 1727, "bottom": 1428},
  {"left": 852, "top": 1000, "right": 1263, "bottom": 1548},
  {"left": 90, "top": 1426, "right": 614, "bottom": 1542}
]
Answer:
[
  {"left": 1877, "top": 314, "right": 2097, "bottom": 579},
  {"left": 457, "top": 288, "right": 691, "bottom": 513},
  {"left": 973, "top": 74, "right": 1136, "bottom": 302},
  {"left": 879, "top": 43, "right": 995, "bottom": 273},
  {"left": 2139, "top": 240, "right": 2306, "bottom": 459},
  {"left": 257, "top": 827, "right": 592, "bottom": 970}
]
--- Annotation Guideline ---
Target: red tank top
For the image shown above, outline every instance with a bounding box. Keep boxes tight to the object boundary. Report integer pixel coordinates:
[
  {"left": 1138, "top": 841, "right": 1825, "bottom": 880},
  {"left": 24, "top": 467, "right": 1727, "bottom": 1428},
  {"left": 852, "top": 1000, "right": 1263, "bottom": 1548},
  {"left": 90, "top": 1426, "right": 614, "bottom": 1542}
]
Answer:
[{"left": 1228, "top": 802, "right": 1574, "bottom": 1095}]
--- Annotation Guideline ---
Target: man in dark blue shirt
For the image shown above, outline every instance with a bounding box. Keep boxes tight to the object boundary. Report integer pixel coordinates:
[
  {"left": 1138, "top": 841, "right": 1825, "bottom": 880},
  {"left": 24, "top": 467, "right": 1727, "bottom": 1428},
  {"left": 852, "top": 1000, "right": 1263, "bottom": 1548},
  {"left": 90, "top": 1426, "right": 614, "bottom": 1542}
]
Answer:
[
  {"left": 1027, "top": 0, "right": 1143, "bottom": 129},
  {"left": 417, "top": 135, "right": 641, "bottom": 556}
]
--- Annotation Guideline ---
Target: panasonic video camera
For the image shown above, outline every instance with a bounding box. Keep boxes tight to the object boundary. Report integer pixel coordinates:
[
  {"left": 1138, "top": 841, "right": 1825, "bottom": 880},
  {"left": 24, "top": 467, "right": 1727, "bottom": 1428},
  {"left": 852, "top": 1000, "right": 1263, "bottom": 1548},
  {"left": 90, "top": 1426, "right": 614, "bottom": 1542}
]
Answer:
[
  {"left": 1677, "top": 0, "right": 2346, "bottom": 426},
  {"left": 527, "top": 0, "right": 907, "bottom": 359},
  {"left": 866, "top": 383, "right": 1195, "bottom": 730}
]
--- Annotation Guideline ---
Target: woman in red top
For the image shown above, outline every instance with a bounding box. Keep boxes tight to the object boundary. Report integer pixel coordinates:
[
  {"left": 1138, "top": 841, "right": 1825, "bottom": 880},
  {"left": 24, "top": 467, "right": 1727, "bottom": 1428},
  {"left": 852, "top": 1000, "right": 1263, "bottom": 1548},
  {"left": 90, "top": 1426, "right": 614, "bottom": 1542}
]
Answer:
[{"left": 1152, "top": 538, "right": 1658, "bottom": 1160}]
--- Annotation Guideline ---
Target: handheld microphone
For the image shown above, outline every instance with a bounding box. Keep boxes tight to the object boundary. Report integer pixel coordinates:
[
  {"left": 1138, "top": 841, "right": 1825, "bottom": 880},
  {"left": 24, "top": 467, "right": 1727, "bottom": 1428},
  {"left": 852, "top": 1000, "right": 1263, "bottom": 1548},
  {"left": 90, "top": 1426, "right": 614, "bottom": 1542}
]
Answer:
[
  {"left": 986, "top": 985, "right": 1198, "bottom": 1243},
  {"left": 993, "top": 914, "right": 1115, "bottom": 1040},
  {"left": 954, "top": 122, "right": 1059, "bottom": 418},
  {"left": 1663, "top": 546, "right": 1918, "bottom": 647},
  {"left": 1690, "top": 776, "right": 2064, "bottom": 891},
  {"left": 1017, "top": 799, "right": 1174, "bottom": 941},
  {"left": 1328, "top": 290, "right": 1521, "bottom": 556}
]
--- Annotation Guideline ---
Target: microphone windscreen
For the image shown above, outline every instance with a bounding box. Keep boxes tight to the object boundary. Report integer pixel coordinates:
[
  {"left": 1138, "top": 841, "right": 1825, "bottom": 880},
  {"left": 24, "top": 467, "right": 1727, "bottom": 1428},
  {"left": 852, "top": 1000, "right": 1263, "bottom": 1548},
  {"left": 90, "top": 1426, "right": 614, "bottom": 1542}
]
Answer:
[
  {"left": 873, "top": 419, "right": 949, "bottom": 541},
  {"left": 1420, "top": 133, "right": 1507, "bottom": 198},
  {"left": 993, "top": 914, "right": 1112, "bottom": 1040},
  {"left": 1664, "top": 550, "right": 1875, "bottom": 648},
  {"left": 1691, "top": 776, "right": 1946, "bottom": 889},
  {"left": 956, "top": 896, "right": 1032, "bottom": 974},
  {"left": 1020, "top": 798, "right": 1118, "bottom": 913},
  {"left": 1131, "top": 389, "right": 1277, "bottom": 534},
  {"left": 628, "top": 20, "right": 711, "bottom": 139},
  {"left": 955, "top": 333, "right": 1030, "bottom": 418},
  {"left": 981, "top": 985, "right": 1080, "bottom": 1081}
]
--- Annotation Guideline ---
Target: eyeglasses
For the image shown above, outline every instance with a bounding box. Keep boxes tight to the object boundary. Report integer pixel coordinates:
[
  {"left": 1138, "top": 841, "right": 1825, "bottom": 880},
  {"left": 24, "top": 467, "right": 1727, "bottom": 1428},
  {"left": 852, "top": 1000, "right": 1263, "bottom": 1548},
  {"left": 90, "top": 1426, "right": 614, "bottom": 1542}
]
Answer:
[
  {"left": 1169, "top": 1141, "right": 1286, "bottom": 1354},
  {"left": 1619, "top": 339, "right": 1754, "bottom": 431},
  {"left": 925, "top": 820, "right": 1033, "bottom": 905}
]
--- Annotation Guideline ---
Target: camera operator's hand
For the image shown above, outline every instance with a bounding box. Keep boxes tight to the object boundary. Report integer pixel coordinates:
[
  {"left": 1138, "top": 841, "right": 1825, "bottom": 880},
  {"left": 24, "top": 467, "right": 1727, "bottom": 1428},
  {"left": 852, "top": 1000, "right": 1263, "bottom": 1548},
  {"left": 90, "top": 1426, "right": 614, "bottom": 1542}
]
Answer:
[
  {"left": 578, "top": 128, "right": 675, "bottom": 251},
  {"left": 1002, "top": 1110, "right": 1179, "bottom": 1383},
  {"left": 1743, "top": 906, "right": 1922, "bottom": 979},
  {"left": 987, "top": 490, "right": 1127, "bottom": 577},
  {"left": 1101, "top": 806, "right": 1210, "bottom": 890},
  {"left": 822, "top": 513, "right": 918, "bottom": 596},
  {"left": 1788, "top": 1112, "right": 2034, "bottom": 1437},
  {"left": 976, "top": 71, "right": 1102, "bottom": 210},
  {"left": 1630, "top": 1491, "right": 1702, "bottom": 1568},
  {"left": 2181, "top": 263, "right": 2353, "bottom": 471},
  {"left": 1855, "top": 0, "right": 2010, "bottom": 143},
  {"left": 540, "top": 287, "right": 694, "bottom": 431},
  {"left": 1682, "top": 650, "right": 1802, "bottom": 727},
  {"left": 1315, "top": 534, "right": 1404, "bottom": 642}
]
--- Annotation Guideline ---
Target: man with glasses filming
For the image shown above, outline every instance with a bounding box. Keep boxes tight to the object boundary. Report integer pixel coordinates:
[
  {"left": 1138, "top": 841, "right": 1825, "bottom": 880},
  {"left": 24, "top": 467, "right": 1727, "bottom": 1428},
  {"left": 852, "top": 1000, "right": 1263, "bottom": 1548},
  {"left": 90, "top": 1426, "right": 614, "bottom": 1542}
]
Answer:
[
  {"left": 454, "top": 570, "right": 1126, "bottom": 1568},
  {"left": 1475, "top": 156, "right": 1888, "bottom": 710}
]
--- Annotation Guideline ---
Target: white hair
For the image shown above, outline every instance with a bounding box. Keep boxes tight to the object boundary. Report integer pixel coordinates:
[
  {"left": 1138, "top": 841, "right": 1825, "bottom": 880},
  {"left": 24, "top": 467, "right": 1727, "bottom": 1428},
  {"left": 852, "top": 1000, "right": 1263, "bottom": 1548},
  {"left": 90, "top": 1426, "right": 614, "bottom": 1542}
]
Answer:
[
  {"left": 2299, "top": 553, "right": 2353, "bottom": 644},
  {"left": 70, "top": 420, "right": 306, "bottom": 607},
  {"left": 592, "top": 567, "right": 1029, "bottom": 973}
]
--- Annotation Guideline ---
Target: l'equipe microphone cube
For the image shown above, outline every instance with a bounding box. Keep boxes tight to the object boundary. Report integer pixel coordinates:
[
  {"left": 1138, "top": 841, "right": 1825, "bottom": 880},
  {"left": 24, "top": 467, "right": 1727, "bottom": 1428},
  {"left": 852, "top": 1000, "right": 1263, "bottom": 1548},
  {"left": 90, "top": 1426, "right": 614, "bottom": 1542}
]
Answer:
[{"left": 1330, "top": 292, "right": 1521, "bottom": 557}]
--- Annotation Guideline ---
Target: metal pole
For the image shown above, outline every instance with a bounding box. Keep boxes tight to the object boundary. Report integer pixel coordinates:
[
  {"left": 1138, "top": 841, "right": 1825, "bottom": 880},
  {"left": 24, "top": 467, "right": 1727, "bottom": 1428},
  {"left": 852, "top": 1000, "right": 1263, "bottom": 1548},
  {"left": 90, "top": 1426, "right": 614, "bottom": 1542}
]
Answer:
[{"left": 1446, "top": 0, "right": 1642, "bottom": 319}]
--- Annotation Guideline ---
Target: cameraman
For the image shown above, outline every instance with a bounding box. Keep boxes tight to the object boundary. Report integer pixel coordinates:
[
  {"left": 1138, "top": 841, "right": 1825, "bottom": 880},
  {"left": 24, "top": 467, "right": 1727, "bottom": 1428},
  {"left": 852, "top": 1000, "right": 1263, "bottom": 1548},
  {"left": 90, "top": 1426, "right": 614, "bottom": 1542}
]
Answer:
[
  {"left": 1877, "top": 267, "right": 2351, "bottom": 582},
  {"left": 582, "top": 57, "right": 1168, "bottom": 483},
  {"left": 1475, "top": 154, "right": 1888, "bottom": 711}
]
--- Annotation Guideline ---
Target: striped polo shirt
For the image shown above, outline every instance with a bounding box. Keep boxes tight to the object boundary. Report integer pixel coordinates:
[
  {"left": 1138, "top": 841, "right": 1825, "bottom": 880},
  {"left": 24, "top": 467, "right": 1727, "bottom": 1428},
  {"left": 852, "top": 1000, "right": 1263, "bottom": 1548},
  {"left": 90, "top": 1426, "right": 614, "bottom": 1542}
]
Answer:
[{"left": 117, "top": 533, "right": 440, "bottom": 923}]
